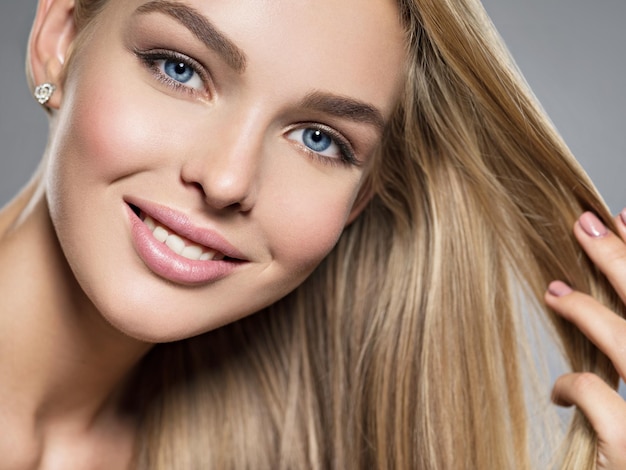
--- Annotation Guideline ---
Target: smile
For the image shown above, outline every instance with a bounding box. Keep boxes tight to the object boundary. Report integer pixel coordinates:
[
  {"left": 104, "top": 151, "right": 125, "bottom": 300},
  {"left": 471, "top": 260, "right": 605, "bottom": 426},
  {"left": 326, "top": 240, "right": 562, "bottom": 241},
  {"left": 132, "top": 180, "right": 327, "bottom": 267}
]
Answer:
[
  {"left": 125, "top": 200, "right": 245, "bottom": 285},
  {"left": 141, "top": 212, "right": 225, "bottom": 261}
]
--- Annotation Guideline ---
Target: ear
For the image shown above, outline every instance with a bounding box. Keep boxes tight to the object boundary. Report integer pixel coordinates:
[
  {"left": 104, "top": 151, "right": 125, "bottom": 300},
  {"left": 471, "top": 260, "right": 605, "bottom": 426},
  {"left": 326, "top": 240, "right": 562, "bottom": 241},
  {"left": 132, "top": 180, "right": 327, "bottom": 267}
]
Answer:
[
  {"left": 27, "top": 0, "right": 77, "bottom": 109},
  {"left": 345, "top": 177, "right": 375, "bottom": 226}
]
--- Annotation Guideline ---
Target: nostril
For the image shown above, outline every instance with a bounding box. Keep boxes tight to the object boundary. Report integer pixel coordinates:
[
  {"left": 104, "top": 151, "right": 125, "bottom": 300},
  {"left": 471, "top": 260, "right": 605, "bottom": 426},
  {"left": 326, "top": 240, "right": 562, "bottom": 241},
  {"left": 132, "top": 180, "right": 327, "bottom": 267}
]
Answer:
[
  {"left": 180, "top": 170, "right": 254, "bottom": 211},
  {"left": 180, "top": 172, "right": 205, "bottom": 195},
  {"left": 192, "top": 182, "right": 204, "bottom": 193},
  {"left": 226, "top": 201, "right": 244, "bottom": 212}
]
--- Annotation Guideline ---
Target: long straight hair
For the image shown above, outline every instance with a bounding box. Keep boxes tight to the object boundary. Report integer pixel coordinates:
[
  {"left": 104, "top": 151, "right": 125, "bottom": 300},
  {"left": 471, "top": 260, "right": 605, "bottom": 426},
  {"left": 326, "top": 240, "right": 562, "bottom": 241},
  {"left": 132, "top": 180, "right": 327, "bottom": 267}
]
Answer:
[{"left": 67, "top": 0, "right": 621, "bottom": 468}]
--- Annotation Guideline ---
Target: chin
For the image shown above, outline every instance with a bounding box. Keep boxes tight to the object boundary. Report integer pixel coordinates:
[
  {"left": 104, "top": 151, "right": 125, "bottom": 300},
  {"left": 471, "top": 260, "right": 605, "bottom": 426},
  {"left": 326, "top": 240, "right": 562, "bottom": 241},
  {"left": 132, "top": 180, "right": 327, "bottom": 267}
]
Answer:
[{"left": 90, "top": 285, "right": 258, "bottom": 344}]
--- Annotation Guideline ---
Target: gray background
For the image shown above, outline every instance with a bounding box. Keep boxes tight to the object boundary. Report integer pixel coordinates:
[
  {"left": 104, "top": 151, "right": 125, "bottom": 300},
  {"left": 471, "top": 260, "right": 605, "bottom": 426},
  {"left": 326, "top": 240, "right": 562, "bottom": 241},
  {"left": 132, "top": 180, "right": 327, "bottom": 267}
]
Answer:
[{"left": 1, "top": 1, "right": 625, "bottom": 210}]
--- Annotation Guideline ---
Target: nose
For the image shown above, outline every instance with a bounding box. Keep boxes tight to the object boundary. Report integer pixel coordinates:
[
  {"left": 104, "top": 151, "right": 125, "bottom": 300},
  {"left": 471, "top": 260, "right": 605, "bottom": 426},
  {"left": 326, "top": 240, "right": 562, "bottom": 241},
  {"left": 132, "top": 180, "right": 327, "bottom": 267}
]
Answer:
[{"left": 180, "top": 115, "right": 264, "bottom": 212}]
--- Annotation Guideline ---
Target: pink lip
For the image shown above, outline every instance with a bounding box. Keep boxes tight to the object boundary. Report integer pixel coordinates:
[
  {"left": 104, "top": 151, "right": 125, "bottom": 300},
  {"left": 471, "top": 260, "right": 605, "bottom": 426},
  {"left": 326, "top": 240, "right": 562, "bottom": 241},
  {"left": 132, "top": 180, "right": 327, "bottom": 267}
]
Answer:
[{"left": 124, "top": 200, "right": 246, "bottom": 285}]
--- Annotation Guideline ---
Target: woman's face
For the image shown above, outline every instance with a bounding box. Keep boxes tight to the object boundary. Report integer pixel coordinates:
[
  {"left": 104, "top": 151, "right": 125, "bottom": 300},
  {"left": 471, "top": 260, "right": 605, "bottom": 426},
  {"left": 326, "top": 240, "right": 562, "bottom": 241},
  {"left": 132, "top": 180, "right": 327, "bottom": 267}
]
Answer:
[{"left": 44, "top": 0, "right": 406, "bottom": 341}]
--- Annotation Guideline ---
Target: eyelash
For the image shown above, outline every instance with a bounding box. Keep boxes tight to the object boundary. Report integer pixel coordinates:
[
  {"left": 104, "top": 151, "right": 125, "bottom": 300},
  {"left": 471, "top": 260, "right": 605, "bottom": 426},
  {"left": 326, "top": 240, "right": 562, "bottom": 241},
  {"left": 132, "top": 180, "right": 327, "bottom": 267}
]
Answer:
[
  {"left": 134, "top": 49, "right": 359, "bottom": 167},
  {"left": 134, "top": 48, "right": 210, "bottom": 96},
  {"left": 289, "top": 123, "right": 360, "bottom": 167}
]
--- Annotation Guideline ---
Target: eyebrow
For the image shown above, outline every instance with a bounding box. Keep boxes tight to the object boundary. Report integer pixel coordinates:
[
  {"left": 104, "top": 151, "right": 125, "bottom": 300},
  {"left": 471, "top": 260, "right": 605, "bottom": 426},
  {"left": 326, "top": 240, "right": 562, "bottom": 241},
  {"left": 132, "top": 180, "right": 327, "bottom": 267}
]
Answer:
[
  {"left": 135, "top": 1, "right": 247, "bottom": 73},
  {"left": 134, "top": 2, "right": 385, "bottom": 130},
  {"left": 300, "top": 92, "right": 386, "bottom": 131}
]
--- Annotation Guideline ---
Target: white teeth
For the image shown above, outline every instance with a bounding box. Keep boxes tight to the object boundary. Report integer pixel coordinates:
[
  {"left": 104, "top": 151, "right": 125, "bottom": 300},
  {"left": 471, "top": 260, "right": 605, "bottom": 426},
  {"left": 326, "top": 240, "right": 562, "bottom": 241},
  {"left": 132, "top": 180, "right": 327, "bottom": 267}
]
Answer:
[
  {"left": 141, "top": 215, "right": 225, "bottom": 261},
  {"left": 181, "top": 245, "right": 203, "bottom": 260},
  {"left": 153, "top": 226, "right": 169, "bottom": 243},
  {"left": 199, "top": 251, "right": 216, "bottom": 261},
  {"left": 144, "top": 216, "right": 156, "bottom": 231},
  {"left": 165, "top": 234, "right": 186, "bottom": 255}
]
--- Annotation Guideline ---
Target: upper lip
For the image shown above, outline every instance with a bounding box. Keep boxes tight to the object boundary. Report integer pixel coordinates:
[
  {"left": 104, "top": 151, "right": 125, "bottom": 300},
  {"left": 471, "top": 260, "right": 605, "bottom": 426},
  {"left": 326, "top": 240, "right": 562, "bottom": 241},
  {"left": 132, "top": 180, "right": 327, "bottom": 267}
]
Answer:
[{"left": 124, "top": 197, "right": 247, "bottom": 261}]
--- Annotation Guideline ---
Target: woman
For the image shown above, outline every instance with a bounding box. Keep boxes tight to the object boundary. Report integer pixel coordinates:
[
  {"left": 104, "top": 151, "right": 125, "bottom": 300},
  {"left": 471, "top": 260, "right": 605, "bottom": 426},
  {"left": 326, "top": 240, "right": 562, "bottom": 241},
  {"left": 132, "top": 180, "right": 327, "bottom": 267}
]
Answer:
[{"left": 2, "top": 0, "right": 625, "bottom": 467}]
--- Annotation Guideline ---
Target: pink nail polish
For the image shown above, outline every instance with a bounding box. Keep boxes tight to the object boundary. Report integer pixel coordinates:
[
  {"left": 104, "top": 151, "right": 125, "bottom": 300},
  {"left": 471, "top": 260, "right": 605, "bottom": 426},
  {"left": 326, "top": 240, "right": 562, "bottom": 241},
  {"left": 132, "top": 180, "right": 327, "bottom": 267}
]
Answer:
[
  {"left": 620, "top": 208, "right": 626, "bottom": 226},
  {"left": 578, "top": 212, "right": 607, "bottom": 238},
  {"left": 548, "top": 280, "right": 573, "bottom": 297}
]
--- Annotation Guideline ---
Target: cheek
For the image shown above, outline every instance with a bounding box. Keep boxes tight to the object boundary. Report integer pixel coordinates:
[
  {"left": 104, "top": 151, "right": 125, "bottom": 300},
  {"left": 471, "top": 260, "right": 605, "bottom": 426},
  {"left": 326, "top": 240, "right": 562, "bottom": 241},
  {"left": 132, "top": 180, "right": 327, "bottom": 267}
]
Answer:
[
  {"left": 51, "top": 76, "right": 166, "bottom": 188},
  {"left": 264, "top": 174, "right": 359, "bottom": 276},
  {"left": 43, "top": 66, "right": 183, "bottom": 284}
]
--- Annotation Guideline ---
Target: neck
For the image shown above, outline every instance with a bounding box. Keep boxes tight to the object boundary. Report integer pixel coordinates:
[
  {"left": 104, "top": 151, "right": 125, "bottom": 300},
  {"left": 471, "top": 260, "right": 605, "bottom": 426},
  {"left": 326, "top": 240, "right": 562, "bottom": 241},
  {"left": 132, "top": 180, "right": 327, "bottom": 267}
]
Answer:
[{"left": 0, "top": 174, "right": 151, "bottom": 433}]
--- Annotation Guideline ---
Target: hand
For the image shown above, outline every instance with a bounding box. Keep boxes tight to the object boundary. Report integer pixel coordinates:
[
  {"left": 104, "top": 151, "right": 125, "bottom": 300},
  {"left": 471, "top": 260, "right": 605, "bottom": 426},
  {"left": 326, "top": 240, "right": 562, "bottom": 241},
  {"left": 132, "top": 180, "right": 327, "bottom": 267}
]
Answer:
[{"left": 546, "top": 211, "right": 626, "bottom": 469}]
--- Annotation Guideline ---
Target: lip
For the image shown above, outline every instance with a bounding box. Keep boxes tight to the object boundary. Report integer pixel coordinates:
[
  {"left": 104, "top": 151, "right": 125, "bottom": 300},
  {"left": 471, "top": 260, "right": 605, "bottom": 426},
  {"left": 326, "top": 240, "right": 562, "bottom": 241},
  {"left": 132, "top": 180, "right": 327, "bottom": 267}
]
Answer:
[{"left": 124, "top": 199, "right": 246, "bottom": 285}]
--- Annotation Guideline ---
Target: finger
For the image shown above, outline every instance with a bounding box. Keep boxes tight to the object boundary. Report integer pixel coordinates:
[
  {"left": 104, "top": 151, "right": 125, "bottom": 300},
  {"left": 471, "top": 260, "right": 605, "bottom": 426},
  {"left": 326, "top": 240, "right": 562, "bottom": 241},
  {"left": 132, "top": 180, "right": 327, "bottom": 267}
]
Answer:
[
  {"left": 552, "top": 372, "right": 626, "bottom": 467},
  {"left": 574, "top": 212, "right": 626, "bottom": 303},
  {"left": 546, "top": 283, "right": 626, "bottom": 379},
  {"left": 552, "top": 372, "right": 626, "bottom": 433}
]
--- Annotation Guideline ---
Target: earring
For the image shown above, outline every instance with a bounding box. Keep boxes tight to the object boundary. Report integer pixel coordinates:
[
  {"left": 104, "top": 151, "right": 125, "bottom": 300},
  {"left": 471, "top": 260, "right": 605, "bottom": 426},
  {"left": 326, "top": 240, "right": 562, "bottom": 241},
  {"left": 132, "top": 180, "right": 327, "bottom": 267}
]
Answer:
[{"left": 34, "top": 83, "right": 56, "bottom": 106}]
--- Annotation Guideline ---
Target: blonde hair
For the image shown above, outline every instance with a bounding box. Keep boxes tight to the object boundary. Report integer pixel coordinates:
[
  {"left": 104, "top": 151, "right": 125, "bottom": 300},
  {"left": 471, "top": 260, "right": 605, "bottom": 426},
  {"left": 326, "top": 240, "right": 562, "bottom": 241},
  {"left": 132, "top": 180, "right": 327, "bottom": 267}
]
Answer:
[{"left": 68, "top": 0, "right": 621, "bottom": 468}]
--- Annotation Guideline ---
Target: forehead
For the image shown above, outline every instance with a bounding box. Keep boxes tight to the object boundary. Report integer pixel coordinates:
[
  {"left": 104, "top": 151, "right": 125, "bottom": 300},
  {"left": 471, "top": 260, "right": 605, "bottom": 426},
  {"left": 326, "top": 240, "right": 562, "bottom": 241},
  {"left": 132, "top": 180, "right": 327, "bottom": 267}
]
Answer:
[{"left": 96, "top": 0, "right": 407, "bottom": 116}]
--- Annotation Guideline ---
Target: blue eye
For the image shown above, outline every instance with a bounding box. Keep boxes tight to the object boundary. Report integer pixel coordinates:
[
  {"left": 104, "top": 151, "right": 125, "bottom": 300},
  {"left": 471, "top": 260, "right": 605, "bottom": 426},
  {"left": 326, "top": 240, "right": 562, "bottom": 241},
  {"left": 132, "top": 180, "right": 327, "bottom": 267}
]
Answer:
[
  {"left": 163, "top": 60, "right": 195, "bottom": 83},
  {"left": 154, "top": 57, "right": 204, "bottom": 91},
  {"left": 138, "top": 52, "right": 206, "bottom": 91},
  {"left": 287, "top": 127, "right": 345, "bottom": 159},
  {"left": 302, "top": 129, "right": 333, "bottom": 153},
  {"left": 136, "top": 49, "right": 209, "bottom": 95}
]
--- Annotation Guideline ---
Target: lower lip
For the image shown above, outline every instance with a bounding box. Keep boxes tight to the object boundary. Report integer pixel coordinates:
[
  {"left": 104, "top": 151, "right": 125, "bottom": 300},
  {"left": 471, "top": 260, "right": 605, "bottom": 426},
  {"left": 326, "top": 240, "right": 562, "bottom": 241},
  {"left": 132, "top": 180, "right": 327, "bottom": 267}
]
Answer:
[{"left": 126, "top": 205, "right": 240, "bottom": 285}]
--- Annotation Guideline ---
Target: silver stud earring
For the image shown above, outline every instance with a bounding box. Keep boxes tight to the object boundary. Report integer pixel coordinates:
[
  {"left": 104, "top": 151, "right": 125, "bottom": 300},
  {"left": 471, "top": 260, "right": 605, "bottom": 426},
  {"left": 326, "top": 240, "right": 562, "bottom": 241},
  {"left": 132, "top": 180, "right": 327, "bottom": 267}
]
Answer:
[{"left": 34, "top": 83, "right": 56, "bottom": 106}]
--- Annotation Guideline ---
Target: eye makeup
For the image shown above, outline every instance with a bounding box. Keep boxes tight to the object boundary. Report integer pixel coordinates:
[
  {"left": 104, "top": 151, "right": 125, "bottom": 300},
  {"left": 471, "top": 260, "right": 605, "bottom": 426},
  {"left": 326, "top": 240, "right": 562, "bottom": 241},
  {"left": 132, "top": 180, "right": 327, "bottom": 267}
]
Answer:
[{"left": 134, "top": 48, "right": 212, "bottom": 98}]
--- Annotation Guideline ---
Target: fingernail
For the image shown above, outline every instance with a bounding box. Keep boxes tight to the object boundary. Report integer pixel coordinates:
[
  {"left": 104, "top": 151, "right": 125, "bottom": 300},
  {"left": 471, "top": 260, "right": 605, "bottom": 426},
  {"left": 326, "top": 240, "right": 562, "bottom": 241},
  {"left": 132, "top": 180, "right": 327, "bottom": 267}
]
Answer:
[
  {"left": 620, "top": 208, "right": 626, "bottom": 226},
  {"left": 548, "top": 280, "right": 573, "bottom": 297},
  {"left": 578, "top": 212, "right": 607, "bottom": 237}
]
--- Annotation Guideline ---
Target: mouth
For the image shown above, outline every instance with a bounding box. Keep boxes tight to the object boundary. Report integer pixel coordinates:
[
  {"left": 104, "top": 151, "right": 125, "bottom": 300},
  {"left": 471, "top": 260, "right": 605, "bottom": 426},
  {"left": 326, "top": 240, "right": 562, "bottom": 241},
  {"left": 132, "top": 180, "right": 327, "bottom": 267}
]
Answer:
[{"left": 128, "top": 203, "right": 240, "bottom": 262}]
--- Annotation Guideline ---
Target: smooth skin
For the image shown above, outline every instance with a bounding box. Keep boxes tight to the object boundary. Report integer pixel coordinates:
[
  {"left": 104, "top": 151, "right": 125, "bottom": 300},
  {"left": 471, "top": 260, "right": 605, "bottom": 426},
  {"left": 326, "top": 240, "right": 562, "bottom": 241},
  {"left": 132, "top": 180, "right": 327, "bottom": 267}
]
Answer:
[
  {"left": 547, "top": 210, "right": 626, "bottom": 468},
  {"left": 0, "top": 0, "right": 405, "bottom": 467},
  {"left": 3, "top": 0, "right": 626, "bottom": 468}
]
